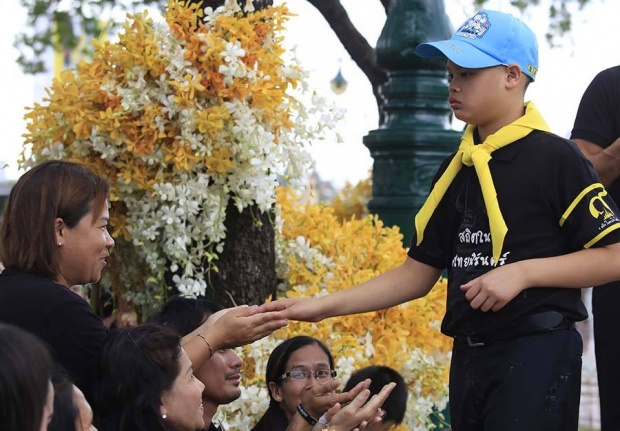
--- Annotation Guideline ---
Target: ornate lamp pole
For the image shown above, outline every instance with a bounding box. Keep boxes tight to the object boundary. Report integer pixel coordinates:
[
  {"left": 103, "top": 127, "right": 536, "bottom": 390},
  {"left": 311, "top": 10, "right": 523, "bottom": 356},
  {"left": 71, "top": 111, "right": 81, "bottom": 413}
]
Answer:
[{"left": 364, "top": 0, "right": 461, "bottom": 246}]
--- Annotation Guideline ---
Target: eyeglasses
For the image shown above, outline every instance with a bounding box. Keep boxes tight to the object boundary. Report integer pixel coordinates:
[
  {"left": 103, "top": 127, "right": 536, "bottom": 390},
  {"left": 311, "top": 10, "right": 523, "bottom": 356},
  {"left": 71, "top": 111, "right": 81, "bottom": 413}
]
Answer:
[{"left": 278, "top": 369, "right": 337, "bottom": 382}]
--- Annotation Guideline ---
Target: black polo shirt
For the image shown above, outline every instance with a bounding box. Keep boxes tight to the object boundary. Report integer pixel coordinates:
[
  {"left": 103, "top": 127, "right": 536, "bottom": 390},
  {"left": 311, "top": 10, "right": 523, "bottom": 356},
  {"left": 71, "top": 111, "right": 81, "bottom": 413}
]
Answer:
[
  {"left": 409, "top": 130, "right": 620, "bottom": 337},
  {"left": 571, "top": 65, "right": 620, "bottom": 203}
]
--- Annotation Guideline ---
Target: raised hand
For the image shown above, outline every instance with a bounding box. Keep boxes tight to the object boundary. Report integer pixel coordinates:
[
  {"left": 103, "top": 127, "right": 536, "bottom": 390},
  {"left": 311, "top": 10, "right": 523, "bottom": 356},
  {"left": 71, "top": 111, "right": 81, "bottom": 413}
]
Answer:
[
  {"left": 302, "top": 378, "right": 372, "bottom": 419},
  {"left": 312, "top": 382, "right": 396, "bottom": 431},
  {"left": 204, "top": 305, "right": 288, "bottom": 349}
]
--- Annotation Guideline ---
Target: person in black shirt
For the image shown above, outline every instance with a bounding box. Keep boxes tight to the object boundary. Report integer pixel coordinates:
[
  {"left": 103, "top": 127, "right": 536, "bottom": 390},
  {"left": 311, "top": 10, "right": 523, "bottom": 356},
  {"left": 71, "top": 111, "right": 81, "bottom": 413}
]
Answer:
[
  {"left": 279, "top": 10, "right": 620, "bottom": 431},
  {"left": 0, "top": 160, "right": 113, "bottom": 402},
  {"left": 571, "top": 65, "right": 620, "bottom": 431}
]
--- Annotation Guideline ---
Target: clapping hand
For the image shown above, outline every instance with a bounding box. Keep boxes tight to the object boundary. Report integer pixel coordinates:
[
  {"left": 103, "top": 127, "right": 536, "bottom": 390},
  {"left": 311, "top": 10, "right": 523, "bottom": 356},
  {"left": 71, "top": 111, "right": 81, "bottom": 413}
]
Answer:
[{"left": 313, "top": 382, "right": 396, "bottom": 431}]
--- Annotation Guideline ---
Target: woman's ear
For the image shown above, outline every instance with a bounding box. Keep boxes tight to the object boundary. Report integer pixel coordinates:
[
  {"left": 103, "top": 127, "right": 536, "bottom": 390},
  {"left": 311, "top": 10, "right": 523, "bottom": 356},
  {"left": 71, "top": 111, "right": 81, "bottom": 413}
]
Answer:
[
  {"left": 54, "top": 218, "right": 65, "bottom": 246},
  {"left": 159, "top": 396, "right": 169, "bottom": 419},
  {"left": 268, "top": 382, "right": 283, "bottom": 402}
]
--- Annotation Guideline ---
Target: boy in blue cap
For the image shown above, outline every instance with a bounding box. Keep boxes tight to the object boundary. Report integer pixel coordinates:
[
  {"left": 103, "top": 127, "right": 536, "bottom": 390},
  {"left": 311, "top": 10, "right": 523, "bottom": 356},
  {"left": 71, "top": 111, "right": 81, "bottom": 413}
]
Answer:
[{"left": 280, "top": 9, "right": 620, "bottom": 431}]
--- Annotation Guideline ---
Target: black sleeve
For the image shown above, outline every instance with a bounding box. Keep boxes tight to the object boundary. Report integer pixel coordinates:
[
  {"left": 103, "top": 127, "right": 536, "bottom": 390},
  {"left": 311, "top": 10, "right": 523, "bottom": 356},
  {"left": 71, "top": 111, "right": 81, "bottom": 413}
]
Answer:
[
  {"left": 546, "top": 140, "right": 620, "bottom": 249},
  {"left": 42, "top": 297, "right": 109, "bottom": 403},
  {"left": 570, "top": 67, "right": 620, "bottom": 148}
]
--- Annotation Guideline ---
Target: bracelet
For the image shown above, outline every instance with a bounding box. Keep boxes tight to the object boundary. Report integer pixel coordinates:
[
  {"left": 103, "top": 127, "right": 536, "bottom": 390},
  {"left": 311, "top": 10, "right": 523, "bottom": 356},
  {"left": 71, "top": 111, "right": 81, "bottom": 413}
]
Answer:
[
  {"left": 196, "top": 333, "right": 214, "bottom": 359},
  {"left": 296, "top": 403, "right": 318, "bottom": 425}
]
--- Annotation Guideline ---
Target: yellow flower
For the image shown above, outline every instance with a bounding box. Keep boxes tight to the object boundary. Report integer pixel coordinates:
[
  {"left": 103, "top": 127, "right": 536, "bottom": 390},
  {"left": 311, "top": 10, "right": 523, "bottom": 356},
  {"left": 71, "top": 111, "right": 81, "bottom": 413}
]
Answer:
[{"left": 229, "top": 187, "right": 452, "bottom": 429}]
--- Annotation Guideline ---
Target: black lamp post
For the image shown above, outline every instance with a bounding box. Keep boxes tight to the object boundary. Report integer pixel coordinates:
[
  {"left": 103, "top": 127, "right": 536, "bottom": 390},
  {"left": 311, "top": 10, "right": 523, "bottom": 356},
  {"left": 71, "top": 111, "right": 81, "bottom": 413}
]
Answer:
[{"left": 364, "top": 0, "right": 461, "bottom": 247}]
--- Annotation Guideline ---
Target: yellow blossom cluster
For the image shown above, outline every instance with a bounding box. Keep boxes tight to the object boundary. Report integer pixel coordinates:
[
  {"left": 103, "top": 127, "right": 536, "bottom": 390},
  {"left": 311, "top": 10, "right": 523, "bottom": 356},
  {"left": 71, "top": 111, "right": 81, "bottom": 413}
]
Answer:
[
  {"left": 21, "top": 0, "right": 340, "bottom": 301},
  {"left": 22, "top": 0, "right": 298, "bottom": 189},
  {"left": 223, "top": 187, "right": 452, "bottom": 430},
  {"left": 23, "top": 0, "right": 295, "bottom": 219}
]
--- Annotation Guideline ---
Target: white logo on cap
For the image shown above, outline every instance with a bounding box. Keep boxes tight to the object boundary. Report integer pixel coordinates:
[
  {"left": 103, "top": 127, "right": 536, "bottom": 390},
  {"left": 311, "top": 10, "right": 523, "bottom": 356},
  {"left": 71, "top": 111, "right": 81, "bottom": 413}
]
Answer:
[{"left": 455, "top": 13, "right": 491, "bottom": 40}]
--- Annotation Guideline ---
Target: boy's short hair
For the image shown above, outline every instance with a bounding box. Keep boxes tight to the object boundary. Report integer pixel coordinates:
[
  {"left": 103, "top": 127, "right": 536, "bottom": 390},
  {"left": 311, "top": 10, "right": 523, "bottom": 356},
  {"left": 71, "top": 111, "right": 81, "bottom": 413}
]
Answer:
[{"left": 415, "top": 9, "right": 539, "bottom": 81}]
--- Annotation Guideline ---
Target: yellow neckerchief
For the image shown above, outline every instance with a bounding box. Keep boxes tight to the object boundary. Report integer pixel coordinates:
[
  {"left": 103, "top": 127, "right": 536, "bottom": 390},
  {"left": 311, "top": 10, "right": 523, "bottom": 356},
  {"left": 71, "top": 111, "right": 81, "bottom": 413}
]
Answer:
[{"left": 414, "top": 102, "right": 550, "bottom": 263}]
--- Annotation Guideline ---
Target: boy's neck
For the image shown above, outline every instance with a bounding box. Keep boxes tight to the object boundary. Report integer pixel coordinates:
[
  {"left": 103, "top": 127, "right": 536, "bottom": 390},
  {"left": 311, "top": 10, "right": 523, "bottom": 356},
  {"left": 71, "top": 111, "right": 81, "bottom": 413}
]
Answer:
[{"left": 476, "top": 102, "right": 527, "bottom": 142}]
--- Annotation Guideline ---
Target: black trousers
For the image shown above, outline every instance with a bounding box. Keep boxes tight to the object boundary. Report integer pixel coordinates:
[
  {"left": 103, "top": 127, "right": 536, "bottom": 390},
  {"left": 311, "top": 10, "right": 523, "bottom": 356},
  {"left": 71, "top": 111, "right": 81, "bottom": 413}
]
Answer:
[
  {"left": 449, "top": 328, "right": 582, "bottom": 431},
  {"left": 593, "top": 282, "right": 620, "bottom": 431}
]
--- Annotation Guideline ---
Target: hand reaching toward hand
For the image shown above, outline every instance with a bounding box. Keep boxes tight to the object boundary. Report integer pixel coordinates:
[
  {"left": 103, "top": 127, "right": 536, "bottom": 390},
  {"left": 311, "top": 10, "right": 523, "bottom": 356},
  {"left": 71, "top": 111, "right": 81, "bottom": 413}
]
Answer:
[
  {"left": 277, "top": 297, "right": 325, "bottom": 322},
  {"left": 203, "top": 304, "right": 288, "bottom": 349}
]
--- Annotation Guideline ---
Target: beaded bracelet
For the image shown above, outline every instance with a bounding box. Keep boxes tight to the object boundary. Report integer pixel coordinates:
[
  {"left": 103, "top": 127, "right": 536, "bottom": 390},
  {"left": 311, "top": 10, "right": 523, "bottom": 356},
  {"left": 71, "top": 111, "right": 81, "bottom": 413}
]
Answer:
[
  {"left": 196, "top": 333, "right": 214, "bottom": 359},
  {"left": 296, "top": 403, "right": 318, "bottom": 425}
]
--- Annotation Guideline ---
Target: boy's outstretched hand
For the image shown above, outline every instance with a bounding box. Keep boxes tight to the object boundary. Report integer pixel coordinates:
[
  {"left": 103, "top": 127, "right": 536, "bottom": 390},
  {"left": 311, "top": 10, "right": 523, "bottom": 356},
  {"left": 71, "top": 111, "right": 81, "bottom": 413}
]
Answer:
[
  {"left": 276, "top": 297, "right": 325, "bottom": 322},
  {"left": 460, "top": 262, "right": 529, "bottom": 312}
]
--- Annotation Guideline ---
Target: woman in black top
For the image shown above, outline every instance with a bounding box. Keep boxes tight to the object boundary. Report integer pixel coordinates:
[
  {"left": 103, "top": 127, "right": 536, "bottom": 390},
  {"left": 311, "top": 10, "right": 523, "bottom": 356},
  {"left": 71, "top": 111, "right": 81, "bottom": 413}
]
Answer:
[
  {"left": 0, "top": 160, "right": 289, "bottom": 406},
  {"left": 0, "top": 160, "right": 113, "bottom": 402}
]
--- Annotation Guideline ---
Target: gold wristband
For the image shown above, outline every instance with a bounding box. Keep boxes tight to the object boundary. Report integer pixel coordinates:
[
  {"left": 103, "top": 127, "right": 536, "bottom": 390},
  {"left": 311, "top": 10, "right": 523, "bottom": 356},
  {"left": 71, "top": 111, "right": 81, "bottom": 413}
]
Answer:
[{"left": 197, "top": 333, "right": 214, "bottom": 358}]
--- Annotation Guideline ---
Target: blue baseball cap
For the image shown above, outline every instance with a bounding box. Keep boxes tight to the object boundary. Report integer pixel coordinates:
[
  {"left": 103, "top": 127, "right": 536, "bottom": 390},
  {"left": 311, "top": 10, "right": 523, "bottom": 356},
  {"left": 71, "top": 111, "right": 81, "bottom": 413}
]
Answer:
[{"left": 415, "top": 9, "right": 539, "bottom": 81}]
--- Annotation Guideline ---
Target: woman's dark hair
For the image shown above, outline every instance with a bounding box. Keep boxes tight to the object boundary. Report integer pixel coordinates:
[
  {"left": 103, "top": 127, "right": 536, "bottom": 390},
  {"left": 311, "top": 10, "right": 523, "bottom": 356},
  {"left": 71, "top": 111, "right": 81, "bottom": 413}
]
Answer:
[
  {"left": 49, "top": 367, "right": 78, "bottom": 431},
  {"left": 94, "top": 323, "right": 182, "bottom": 431},
  {"left": 0, "top": 160, "right": 109, "bottom": 279},
  {"left": 251, "top": 336, "right": 334, "bottom": 431},
  {"left": 0, "top": 323, "right": 52, "bottom": 431},
  {"left": 343, "top": 365, "right": 408, "bottom": 425},
  {"left": 149, "top": 295, "right": 224, "bottom": 336}
]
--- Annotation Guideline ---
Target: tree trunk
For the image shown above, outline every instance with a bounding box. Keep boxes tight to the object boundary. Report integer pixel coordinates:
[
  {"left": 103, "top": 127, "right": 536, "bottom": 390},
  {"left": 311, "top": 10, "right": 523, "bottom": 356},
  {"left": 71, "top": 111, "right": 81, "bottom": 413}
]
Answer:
[{"left": 207, "top": 201, "right": 277, "bottom": 307}]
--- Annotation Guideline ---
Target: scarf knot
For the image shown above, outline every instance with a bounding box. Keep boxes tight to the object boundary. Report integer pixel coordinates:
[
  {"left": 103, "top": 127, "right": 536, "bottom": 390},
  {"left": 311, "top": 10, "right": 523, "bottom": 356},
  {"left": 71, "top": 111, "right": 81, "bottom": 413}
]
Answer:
[{"left": 414, "top": 102, "right": 550, "bottom": 263}]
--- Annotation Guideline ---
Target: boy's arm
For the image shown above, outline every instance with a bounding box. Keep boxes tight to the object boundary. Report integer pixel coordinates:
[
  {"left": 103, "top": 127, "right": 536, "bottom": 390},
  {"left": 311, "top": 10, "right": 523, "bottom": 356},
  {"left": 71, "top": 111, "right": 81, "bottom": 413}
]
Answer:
[
  {"left": 283, "top": 257, "right": 441, "bottom": 322},
  {"left": 461, "top": 242, "right": 620, "bottom": 312},
  {"left": 573, "top": 137, "right": 620, "bottom": 187}
]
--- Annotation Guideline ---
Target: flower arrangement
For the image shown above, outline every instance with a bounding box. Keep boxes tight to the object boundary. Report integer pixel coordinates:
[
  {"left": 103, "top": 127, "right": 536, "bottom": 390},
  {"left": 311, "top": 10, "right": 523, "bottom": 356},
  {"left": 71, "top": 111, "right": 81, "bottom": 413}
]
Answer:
[
  {"left": 218, "top": 187, "right": 452, "bottom": 431},
  {"left": 22, "top": 0, "right": 341, "bottom": 301}
]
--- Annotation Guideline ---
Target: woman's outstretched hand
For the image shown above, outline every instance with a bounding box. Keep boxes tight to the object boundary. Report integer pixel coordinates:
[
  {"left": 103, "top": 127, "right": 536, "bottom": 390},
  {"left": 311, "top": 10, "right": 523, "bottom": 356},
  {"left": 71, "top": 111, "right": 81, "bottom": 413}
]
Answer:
[{"left": 202, "top": 304, "right": 288, "bottom": 349}]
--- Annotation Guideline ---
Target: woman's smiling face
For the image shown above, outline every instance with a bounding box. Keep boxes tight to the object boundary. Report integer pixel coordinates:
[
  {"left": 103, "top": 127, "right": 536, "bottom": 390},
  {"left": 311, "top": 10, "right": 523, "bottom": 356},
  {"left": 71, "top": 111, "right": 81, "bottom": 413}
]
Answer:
[
  {"left": 160, "top": 348, "right": 206, "bottom": 431},
  {"left": 56, "top": 200, "right": 114, "bottom": 287}
]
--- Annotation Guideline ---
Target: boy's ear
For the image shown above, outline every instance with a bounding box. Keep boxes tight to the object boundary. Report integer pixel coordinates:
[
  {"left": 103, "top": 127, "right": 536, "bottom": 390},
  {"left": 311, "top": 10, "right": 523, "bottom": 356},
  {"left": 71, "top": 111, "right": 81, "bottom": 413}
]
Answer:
[{"left": 505, "top": 64, "right": 523, "bottom": 88}]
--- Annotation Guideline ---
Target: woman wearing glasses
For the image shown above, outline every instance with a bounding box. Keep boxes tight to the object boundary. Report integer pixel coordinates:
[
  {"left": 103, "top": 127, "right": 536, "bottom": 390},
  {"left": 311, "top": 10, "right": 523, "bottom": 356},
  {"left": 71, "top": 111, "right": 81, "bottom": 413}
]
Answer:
[{"left": 252, "top": 336, "right": 338, "bottom": 431}]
